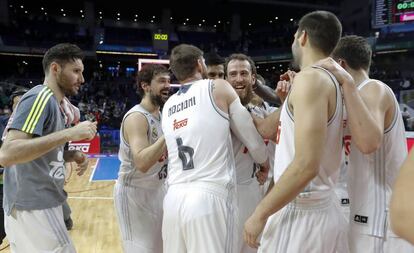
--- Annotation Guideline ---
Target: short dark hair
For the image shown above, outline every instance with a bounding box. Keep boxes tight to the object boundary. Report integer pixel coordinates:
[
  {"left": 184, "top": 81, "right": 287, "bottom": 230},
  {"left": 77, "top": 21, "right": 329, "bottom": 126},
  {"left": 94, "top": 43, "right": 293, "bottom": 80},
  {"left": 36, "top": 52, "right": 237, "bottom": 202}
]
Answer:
[
  {"left": 205, "top": 52, "right": 225, "bottom": 66},
  {"left": 170, "top": 44, "right": 203, "bottom": 81},
  {"left": 11, "top": 88, "right": 29, "bottom": 101},
  {"left": 225, "top": 53, "right": 257, "bottom": 75},
  {"left": 136, "top": 64, "right": 169, "bottom": 96},
  {"left": 42, "top": 43, "right": 84, "bottom": 74},
  {"left": 298, "top": 10, "right": 342, "bottom": 56},
  {"left": 332, "top": 35, "right": 372, "bottom": 71}
]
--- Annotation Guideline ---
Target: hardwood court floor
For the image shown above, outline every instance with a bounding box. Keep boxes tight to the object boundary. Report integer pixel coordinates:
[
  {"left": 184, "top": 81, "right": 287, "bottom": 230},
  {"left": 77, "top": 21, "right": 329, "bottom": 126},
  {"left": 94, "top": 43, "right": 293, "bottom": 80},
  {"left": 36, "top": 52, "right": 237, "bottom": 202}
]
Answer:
[{"left": 0, "top": 158, "right": 122, "bottom": 253}]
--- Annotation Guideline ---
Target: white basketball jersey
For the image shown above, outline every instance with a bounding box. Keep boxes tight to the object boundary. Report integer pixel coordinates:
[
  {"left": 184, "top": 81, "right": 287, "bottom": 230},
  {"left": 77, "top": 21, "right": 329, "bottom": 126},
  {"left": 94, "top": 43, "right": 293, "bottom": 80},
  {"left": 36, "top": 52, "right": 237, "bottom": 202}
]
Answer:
[
  {"left": 274, "top": 67, "right": 343, "bottom": 200},
  {"left": 118, "top": 105, "right": 167, "bottom": 188},
  {"left": 346, "top": 79, "right": 407, "bottom": 236},
  {"left": 232, "top": 134, "right": 256, "bottom": 184},
  {"left": 335, "top": 105, "right": 350, "bottom": 207},
  {"left": 162, "top": 79, "right": 236, "bottom": 187},
  {"left": 249, "top": 102, "right": 277, "bottom": 178},
  {"left": 231, "top": 103, "right": 277, "bottom": 184}
]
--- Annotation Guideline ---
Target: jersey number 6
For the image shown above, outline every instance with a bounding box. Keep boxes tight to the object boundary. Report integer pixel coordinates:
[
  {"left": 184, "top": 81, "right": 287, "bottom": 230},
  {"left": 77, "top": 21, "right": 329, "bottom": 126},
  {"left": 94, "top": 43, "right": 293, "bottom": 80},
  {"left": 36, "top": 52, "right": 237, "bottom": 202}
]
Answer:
[{"left": 176, "top": 137, "right": 194, "bottom": 170}]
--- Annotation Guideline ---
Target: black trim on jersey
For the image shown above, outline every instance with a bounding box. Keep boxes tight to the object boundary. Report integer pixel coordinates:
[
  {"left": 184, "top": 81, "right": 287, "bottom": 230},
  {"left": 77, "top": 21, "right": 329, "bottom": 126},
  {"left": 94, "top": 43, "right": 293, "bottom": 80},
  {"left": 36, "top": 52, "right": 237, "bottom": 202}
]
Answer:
[
  {"left": 177, "top": 84, "right": 193, "bottom": 95},
  {"left": 208, "top": 80, "right": 229, "bottom": 120}
]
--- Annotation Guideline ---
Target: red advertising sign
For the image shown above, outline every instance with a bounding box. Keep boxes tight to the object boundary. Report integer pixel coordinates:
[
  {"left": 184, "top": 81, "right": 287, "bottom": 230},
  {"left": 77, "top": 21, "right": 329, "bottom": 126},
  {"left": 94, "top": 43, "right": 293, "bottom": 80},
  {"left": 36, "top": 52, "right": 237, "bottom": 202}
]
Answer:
[
  {"left": 407, "top": 138, "right": 414, "bottom": 151},
  {"left": 68, "top": 135, "right": 100, "bottom": 154}
]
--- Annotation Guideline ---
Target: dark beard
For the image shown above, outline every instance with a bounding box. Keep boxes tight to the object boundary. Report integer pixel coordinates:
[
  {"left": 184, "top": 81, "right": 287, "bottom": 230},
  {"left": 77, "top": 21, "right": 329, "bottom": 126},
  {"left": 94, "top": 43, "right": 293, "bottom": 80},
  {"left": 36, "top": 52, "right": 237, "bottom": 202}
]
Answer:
[
  {"left": 240, "top": 86, "right": 253, "bottom": 106},
  {"left": 57, "top": 74, "right": 77, "bottom": 96},
  {"left": 150, "top": 93, "right": 164, "bottom": 107}
]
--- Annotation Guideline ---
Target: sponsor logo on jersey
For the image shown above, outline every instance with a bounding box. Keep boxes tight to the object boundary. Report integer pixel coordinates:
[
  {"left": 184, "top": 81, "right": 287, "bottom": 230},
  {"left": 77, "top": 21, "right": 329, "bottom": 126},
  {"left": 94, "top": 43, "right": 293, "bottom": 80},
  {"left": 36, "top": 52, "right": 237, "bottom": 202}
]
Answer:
[
  {"left": 354, "top": 214, "right": 368, "bottom": 224},
  {"left": 152, "top": 127, "right": 158, "bottom": 139},
  {"left": 343, "top": 135, "right": 351, "bottom": 156},
  {"left": 341, "top": 198, "right": 350, "bottom": 205},
  {"left": 49, "top": 150, "right": 65, "bottom": 179},
  {"left": 173, "top": 118, "right": 188, "bottom": 130}
]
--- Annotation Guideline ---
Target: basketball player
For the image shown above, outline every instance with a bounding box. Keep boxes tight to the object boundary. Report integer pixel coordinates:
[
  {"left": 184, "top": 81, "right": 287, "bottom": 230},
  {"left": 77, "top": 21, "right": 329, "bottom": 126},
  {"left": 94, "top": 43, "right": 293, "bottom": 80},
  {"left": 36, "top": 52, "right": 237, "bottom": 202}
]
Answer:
[
  {"left": 244, "top": 11, "right": 347, "bottom": 253},
  {"left": 162, "top": 44, "right": 269, "bottom": 253},
  {"left": 317, "top": 35, "right": 413, "bottom": 252},
  {"left": 114, "top": 64, "right": 170, "bottom": 253},
  {"left": 391, "top": 148, "right": 414, "bottom": 244},
  {"left": 205, "top": 52, "right": 225, "bottom": 80},
  {"left": 225, "top": 53, "right": 272, "bottom": 253},
  {"left": 204, "top": 52, "right": 280, "bottom": 106},
  {"left": 0, "top": 43, "right": 97, "bottom": 253}
]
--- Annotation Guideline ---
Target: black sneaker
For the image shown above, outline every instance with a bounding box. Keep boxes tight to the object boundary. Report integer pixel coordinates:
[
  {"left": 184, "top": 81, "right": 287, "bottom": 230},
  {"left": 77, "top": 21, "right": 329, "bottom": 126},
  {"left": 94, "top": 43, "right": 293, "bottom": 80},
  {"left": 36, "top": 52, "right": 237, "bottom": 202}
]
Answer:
[{"left": 64, "top": 217, "right": 73, "bottom": 230}]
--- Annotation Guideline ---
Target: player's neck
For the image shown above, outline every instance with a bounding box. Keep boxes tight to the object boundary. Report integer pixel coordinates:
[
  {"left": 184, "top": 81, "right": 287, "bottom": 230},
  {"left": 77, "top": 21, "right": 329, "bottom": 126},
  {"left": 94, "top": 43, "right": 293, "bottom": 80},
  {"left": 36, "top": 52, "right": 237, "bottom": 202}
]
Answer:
[
  {"left": 140, "top": 96, "right": 159, "bottom": 115},
  {"left": 43, "top": 78, "right": 64, "bottom": 103},
  {"left": 180, "top": 73, "right": 203, "bottom": 85},
  {"left": 351, "top": 70, "right": 370, "bottom": 87},
  {"left": 300, "top": 50, "right": 327, "bottom": 69}
]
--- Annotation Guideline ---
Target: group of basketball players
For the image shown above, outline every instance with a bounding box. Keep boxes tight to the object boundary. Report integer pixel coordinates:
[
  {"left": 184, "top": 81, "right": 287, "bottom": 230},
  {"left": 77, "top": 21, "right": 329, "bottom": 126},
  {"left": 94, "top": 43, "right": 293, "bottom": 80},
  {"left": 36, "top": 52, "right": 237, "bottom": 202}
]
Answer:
[
  {"left": 114, "top": 9, "right": 414, "bottom": 253},
  {"left": 1, "top": 8, "right": 414, "bottom": 253}
]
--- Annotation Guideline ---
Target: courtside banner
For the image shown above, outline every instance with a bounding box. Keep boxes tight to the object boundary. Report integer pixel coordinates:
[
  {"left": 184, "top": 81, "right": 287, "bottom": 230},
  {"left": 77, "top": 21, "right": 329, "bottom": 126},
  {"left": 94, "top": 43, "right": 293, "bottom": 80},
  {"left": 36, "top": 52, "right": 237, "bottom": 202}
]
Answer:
[
  {"left": 406, "top": 132, "right": 414, "bottom": 151},
  {"left": 68, "top": 135, "right": 100, "bottom": 154}
]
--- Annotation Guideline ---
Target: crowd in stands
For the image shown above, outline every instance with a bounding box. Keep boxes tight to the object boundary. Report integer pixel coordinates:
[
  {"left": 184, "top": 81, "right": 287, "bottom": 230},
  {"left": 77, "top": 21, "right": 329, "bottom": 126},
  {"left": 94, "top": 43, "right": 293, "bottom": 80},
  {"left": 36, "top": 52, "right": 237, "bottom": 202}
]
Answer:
[{"left": 1, "top": 7, "right": 414, "bottom": 136}]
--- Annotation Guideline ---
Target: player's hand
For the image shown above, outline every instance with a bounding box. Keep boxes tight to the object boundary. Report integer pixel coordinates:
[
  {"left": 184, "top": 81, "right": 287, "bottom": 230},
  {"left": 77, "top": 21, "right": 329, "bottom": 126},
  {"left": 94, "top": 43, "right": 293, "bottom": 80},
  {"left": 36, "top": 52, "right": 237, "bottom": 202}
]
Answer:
[
  {"left": 251, "top": 114, "right": 263, "bottom": 128},
  {"left": 280, "top": 69, "right": 296, "bottom": 82},
  {"left": 256, "top": 160, "right": 269, "bottom": 185},
  {"left": 73, "top": 151, "right": 89, "bottom": 176},
  {"left": 314, "top": 57, "right": 355, "bottom": 86},
  {"left": 244, "top": 212, "right": 267, "bottom": 249},
  {"left": 275, "top": 80, "right": 290, "bottom": 103},
  {"left": 69, "top": 121, "right": 97, "bottom": 141},
  {"left": 276, "top": 70, "right": 295, "bottom": 102}
]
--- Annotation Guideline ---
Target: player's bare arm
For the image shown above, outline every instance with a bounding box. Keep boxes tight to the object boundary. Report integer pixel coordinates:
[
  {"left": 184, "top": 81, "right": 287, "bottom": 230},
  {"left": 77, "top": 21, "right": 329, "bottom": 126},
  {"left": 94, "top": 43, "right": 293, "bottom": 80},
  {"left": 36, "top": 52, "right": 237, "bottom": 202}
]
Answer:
[
  {"left": 0, "top": 120, "right": 96, "bottom": 167},
  {"left": 213, "top": 78, "right": 270, "bottom": 173},
  {"left": 390, "top": 149, "right": 414, "bottom": 244},
  {"left": 318, "top": 58, "right": 392, "bottom": 154},
  {"left": 244, "top": 69, "right": 332, "bottom": 248},
  {"left": 123, "top": 112, "right": 166, "bottom": 173},
  {"left": 251, "top": 109, "right": 281, "bottom": 141},
  {"left": 254, "top": 80, "right": 281, "bottom": 106}
]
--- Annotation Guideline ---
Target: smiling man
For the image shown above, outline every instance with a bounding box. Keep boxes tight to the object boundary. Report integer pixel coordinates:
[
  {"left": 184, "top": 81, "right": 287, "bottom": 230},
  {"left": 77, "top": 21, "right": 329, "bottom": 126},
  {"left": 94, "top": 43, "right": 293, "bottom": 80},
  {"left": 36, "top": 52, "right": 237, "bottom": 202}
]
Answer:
[
  {"left": 225, "top": 53, "right": 270, "bottom": 253},
  {"left": 114, "top": 64, "right": 170, "bottom": 253},
  {"left": 0, "top": 43, "right": 97, "bottom": 253}
]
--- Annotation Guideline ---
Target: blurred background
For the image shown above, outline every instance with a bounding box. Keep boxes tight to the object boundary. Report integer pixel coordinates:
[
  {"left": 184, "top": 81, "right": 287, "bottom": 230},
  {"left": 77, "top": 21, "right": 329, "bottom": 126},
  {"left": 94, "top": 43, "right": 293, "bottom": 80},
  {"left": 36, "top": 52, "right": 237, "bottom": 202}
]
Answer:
[{"left": 1, "top": 0, "right": 413, "bottom": 153}]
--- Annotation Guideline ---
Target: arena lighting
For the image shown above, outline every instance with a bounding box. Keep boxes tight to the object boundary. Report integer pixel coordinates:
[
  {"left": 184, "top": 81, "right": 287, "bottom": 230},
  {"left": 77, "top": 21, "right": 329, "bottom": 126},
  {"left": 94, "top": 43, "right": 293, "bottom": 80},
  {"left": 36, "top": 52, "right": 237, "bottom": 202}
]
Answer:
[
  {"left": 96, "top": 51, "right": 157, "bottom": 56},
  {"left": 256, "top": 59, "right": 291, "bottom": 64},
  {"left": 376, "top": 49, "right": 408, "bottom": 54},
  {"left": 137, "top": 59, "right": 169, "bottom": 71},
  {"left": 0, "top": 52, "right": 43, "bottom": 57}
]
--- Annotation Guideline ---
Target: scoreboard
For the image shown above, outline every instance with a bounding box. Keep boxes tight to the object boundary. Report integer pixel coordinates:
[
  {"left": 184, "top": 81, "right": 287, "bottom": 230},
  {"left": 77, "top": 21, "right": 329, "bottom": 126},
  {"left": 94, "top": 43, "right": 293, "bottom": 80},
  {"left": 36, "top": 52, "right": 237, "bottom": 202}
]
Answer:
[
  {"left": 153, "top": 32, "right": 169, "bottom": 51},
  {"left": 372, "top": 0, "right": 414, "bottom": 28}
]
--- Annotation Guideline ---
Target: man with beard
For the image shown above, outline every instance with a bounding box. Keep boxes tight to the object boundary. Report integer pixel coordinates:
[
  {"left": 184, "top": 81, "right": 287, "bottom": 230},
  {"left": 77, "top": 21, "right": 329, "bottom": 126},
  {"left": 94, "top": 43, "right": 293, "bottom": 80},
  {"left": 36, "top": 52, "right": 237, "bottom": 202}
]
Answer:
[
  {"left": 244, "top": 11, "right": 347, "bottom": 253},
  {"left": 114, "top": 64, "right": 170, "bottom": 253},
  {"left": 225, "top": 53, "right": 272, "bottom": 253},
  {"left": 0, "top": 43, "right": 97, "bottom": 253},
  {"left": 161, "top": 44, "right": 269, "bottom": 253}
]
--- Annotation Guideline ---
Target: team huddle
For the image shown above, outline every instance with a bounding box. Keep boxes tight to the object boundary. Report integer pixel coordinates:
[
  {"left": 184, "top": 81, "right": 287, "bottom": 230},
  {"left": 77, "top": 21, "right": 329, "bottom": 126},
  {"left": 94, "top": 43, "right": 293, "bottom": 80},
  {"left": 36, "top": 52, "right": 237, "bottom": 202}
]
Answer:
[
  {"left": 114, "top": 10, "right": 414, "bottom": 253},
  {"left": 0, "top": 9, "right": 413, "bottom": 253}
]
